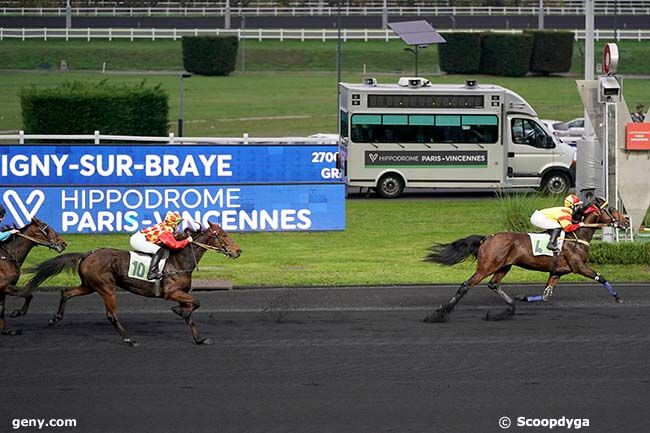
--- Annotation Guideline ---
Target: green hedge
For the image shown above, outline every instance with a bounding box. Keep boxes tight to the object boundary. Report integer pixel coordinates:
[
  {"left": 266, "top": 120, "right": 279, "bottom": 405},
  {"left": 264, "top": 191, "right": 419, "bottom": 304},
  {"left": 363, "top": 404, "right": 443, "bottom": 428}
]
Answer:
[
  {"left": 20, "top": 80, "right": 169, "bottom": 135},
  {"left": 589, "top": 241, "right": 650, "bottom": 265},
  {"left": 526, "top": 30, "right": 574, "bottom": 75},
  {"left": 182, "top": 36, "right": 238, "bottom": 76},
  {"left": 439, "top": 32, "right": 482, "bottom": 74},
  {"left": 479, "top": 33, "right": 533, "bottom": 77}
]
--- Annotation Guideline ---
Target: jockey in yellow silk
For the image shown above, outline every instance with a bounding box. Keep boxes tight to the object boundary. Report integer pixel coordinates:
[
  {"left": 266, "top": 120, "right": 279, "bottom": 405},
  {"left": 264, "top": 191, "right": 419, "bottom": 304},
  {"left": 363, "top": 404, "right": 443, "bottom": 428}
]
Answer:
[{"left": 530, "top": 194, "right": 584, "bottom": 254}]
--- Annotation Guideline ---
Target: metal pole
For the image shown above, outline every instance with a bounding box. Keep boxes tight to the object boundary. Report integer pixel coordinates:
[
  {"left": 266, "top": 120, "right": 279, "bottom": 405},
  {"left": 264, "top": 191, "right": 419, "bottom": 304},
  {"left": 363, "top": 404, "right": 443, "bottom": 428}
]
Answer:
[
  {"left": 585, "top": 0, "right": 595, "bottom": 134},
  {"left": 66, "top": 0, "right": 72, "bottom": 29},
  {"left": 336, "top": 0, "right": 342, "bottom": 86},
  {"left": 538, "top": 0, "right": 544, "bottom": 30},
  {"left": 178, "top": 75, "right": 185, "bottom": 138},
  {"left": 415, "top": 46, "right": 419, "bottom": 77},
  {"left": 241, "top": 16, "right": 245, "bottom": 73},
  {"left": 225, "top": 0, "right": 231, "bottom": 30},
  {"left": 382, "top": 0, "right": 388, "bottom": 30}
]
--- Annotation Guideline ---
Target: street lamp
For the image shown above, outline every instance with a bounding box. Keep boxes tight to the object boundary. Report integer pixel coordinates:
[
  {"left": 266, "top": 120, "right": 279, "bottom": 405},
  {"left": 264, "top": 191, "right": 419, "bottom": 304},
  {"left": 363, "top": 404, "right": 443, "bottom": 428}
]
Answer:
[
  {"left": 403, "top": 45, "right": 427, "bottom": 77},
  {"left": 178, "top": 72, "right": 192, "bottom": 138}
]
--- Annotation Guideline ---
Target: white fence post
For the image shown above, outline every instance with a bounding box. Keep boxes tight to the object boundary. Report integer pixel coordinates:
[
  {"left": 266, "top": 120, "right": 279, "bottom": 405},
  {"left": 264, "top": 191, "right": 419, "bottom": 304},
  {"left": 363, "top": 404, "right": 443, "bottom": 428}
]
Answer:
[
  {"left": 94, "top": 131, "right": 100, "bottom": 145},
  {"left": 19, "top": 130, "right": 24, "bottom": 145}
]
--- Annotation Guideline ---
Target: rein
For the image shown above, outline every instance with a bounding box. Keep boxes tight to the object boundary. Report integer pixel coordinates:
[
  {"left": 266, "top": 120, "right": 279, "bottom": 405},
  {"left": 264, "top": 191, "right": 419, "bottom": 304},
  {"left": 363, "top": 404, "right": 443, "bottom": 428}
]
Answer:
[
  {"left": 192, "top": 240, "right": 227, "bottom": 254},
  {"left": 163, "top": 237, "right": 228, "bottom": 278},
  {"left": 16, "top": 232, "right": 59, "bottom": 250}
]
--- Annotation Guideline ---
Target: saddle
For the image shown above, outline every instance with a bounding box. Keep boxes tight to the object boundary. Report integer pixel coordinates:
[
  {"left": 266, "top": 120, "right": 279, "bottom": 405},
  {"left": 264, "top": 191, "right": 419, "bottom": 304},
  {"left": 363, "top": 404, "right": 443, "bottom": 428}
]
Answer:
[
  {"left": 128, "top": 251, "right": 169, "bottom": 282},
  {"left": 527, "top": 233, "right": 564, "bottom": 257}
]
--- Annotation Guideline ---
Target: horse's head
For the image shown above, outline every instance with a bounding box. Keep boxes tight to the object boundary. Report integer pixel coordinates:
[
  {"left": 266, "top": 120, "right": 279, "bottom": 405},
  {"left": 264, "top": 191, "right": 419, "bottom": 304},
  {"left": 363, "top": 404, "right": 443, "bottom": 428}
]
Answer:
[
  {"left": 195, "top": 222, "right": 242, "bottom": 259},
  {"left": 580, "top": 197, "right": 629, "bottom": 230},
  {"left": 23, "top": 217, "right": 67, "bottom": 253}
]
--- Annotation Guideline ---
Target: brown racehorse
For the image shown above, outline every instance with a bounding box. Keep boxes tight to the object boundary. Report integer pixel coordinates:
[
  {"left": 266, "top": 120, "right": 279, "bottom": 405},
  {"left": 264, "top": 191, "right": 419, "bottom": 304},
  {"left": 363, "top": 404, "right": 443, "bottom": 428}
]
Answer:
[
  {"left": 24, "top": 221, "right": 241, "bottom": 346},
  {"left": 423, "top": 197, "right": 629, "bottom": 323},
  {"left": 0, "top": 217, "right": 67, "bottom": 335}
]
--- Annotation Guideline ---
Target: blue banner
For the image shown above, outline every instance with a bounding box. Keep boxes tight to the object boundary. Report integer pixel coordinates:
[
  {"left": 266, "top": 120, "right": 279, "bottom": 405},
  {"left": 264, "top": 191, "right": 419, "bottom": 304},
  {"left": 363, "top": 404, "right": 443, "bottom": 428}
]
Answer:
[
  {"left": 1, "top": 184, "right": 345, "bottom": 233},
  {"left": 0, "top": 143, "right": 341, "bottom": 185}
]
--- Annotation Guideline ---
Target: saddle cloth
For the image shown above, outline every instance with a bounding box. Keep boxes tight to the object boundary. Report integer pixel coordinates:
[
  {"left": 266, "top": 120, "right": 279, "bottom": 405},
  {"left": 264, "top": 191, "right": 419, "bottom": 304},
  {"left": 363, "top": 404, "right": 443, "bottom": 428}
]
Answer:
[
  {"left": 528, "top": 233, "right": 565, "bottom": 257},
  {"left": 128, "top": 251, "right": 169, "bottom": 281}
]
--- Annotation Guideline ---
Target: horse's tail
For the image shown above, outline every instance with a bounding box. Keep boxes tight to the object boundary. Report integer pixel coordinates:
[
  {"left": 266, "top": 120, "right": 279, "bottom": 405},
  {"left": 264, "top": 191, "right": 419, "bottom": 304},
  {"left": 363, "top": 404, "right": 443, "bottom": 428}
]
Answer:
[
  {"left": 424, "top": 235, "right": 486, "bottom": 266},
  {"left": 23, "top": 252, "right": 86, "bottom": 292}
]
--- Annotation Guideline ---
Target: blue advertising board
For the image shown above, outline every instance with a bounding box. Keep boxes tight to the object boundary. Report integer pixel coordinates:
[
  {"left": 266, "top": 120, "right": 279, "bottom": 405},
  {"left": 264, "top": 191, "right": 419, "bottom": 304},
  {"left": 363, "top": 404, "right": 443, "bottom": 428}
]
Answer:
[
  {"left": 0, "top": 143, "right": 341, "bottom": 185},
  {"left": 0, "top": 143, "right": 345, "bottom": 233}
]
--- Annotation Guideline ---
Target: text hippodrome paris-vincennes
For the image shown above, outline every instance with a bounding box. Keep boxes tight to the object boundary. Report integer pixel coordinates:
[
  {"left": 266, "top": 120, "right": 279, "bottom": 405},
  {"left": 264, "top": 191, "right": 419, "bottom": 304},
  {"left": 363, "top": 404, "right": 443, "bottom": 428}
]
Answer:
[{"left": 1, "top": 154, "right": 233, "bottom": 177}]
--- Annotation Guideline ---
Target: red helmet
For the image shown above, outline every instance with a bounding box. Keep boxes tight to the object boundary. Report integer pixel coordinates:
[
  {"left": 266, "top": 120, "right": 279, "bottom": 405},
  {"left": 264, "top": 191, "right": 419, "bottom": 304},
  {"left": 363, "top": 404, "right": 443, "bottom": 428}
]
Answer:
[{"left": 563, "top": 194, "right": 582, "bottom": 208}]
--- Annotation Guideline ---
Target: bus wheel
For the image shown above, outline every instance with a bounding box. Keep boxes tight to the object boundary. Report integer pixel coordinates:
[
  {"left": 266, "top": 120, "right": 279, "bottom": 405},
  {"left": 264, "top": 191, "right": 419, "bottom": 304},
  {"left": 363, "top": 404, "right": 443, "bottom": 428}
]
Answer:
[
  {"left": 377, "top": 173, "right": 405, "bottom": 198},
  {"left": 541, "top": 171, "right": 570, "bottom": 195}
]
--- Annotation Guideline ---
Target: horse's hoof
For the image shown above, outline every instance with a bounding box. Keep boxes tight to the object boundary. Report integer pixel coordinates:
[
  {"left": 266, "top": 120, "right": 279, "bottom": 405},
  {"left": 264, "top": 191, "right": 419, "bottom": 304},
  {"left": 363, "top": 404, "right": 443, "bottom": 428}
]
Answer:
[
  {"left": 484, "top": 310, "right": 514, "bottom": 322},
  {"left": 124, "top": 339, "right": 139, "bottom": 347},
  {"left": 1, "top": 329, "right": 23, "bottom": 336},
  {"left": 195, "top": 337, "right": 212, "bottom": 345},
  {"left": 47, "top": 319, "right": 59, "bottom": 327},
  {"left": 615, "top": 296, "right": 624, "bottom": 304},
  {"left": 423, "top": 312, "right": 448, "bottom": 323},
  {"left": 9, "top": 309, "right": 24, "bottom": 318}
]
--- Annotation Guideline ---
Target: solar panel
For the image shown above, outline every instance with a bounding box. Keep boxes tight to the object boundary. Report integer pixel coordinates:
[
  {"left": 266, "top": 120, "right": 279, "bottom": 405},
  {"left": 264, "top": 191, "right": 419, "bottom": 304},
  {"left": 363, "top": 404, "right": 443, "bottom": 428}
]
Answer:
[{"left": 388, "top": 20, "right": 446, "bottom": 46}]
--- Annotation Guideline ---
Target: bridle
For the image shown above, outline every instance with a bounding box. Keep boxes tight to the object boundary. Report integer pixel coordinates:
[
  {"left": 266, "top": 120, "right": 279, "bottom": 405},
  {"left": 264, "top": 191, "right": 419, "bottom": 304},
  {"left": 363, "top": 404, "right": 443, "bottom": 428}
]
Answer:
[
  {"left": 16, "top": 222, "right": 63, "bottom": 251},
  {"left": 192, "top": 228, "right": 234, "bottom": 257},
  {"left": 166, "top": 227, "right": 236, "bottom": 277}
]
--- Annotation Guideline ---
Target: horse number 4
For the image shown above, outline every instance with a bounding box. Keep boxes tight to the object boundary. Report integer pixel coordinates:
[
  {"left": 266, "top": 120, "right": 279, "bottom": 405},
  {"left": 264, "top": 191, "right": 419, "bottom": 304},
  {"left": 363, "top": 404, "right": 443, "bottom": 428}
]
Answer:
[{"left": 535, "top": 240, "right": 544, "bottom": 254}]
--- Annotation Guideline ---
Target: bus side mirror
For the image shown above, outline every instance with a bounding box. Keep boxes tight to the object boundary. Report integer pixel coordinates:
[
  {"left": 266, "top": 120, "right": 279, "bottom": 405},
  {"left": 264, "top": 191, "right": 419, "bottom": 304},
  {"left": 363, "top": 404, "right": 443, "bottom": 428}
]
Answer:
[{"left": 546, "top": 136, "right": 555, "bottom": 148}]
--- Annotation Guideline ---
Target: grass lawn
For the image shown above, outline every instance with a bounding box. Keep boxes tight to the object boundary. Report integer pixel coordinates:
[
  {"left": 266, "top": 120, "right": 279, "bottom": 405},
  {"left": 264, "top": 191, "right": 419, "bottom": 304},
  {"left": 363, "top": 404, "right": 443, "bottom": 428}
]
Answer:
[
  {"left": 2, "top": 70, "right": 650, "bottom": 136},
  {"left": 20, "top": 197, "right": 650, "bottom": 289}
]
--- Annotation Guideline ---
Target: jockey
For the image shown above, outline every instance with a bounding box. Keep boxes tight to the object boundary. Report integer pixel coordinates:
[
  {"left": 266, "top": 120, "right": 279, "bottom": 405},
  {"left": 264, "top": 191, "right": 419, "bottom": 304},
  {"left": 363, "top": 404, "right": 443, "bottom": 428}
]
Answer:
[
  {"left": 129, "top": 211, "right": 195, "bottom": 280},
  {"left": 0, "top": 204, "right": 19, "bottom": 242},
  {"left": 530, "top": 194, "right": 584, "bottom": 254}
]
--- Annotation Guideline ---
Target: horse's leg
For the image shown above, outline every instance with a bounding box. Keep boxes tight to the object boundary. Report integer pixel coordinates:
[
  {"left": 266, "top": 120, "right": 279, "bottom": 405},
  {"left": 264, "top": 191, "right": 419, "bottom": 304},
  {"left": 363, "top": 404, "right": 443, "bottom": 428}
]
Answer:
[
  {"left": 485, "top": 266, "right": 517, "bottom": 321},
  {"left": 516, "top": 274, "right": 562, "bottom": 303},
  {"left": 9, "top": 290, "right": 33, "bottom": 318},
  {"left": 572, "top": 264, "right": 622, "bottom": 303},
  {"left": 98, "top": 291, "right": 138, "bottom": 347},
  {"left": 49, "top": 286, "right": 94, "bottom": 327},
  {"left": 424, "top": 270, "right": 490, "bottom": 323},
  {"left": 2, "top": 284, "right": 33, "bottom": 318},
  {"left": 165, "top": 290, "right": 211, "bottom": 345},
  {"left": 0, "top": 292, "right": 21, "bottom": 335}
]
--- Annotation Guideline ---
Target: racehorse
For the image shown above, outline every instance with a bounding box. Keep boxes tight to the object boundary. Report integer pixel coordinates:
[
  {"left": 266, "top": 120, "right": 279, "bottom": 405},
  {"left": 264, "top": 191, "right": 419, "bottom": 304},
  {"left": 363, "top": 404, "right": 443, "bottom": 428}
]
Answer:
[
  {"left": 24, "top": 221, "right": 241, "bottom": 346},
  {"left": 0, "top": 218, "right": 67, "bottom": 335},
  {"left": 423, "top": 197, "right": 629, "bottom": 323}
]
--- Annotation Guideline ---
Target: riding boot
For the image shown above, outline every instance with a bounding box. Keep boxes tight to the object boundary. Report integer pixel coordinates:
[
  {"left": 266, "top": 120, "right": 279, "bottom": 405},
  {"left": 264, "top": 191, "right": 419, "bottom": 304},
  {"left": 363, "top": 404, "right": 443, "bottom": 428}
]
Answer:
[
  {"left": 147, "top": 248, "right": 165, "bottom": 280},
  {"left": 546, "top": 228, "right": 562, "bottom": 254}
]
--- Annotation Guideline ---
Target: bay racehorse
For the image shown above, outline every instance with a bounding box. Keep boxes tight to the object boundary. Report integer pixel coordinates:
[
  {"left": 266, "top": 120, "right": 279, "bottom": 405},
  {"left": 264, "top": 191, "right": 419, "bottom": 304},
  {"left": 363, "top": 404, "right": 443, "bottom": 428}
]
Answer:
[
  {"left": 0, "top": 218, "right": 67, "bottom": 335},
  {"left": 423, "top": 197, "right": 628, "bottom": 322},
  {"left": 24, "top": 221, "right": 241, "bottom": 346}
]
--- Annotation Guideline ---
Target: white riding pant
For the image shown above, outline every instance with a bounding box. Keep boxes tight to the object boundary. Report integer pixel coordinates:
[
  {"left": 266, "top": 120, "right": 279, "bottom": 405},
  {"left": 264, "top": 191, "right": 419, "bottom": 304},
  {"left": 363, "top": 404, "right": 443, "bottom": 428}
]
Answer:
[
  {"left": 129, "top": 231, "right": 160, "bottom": 254},
  {"left": 530, "top": 210, "right": 562, "bottom": 230}
]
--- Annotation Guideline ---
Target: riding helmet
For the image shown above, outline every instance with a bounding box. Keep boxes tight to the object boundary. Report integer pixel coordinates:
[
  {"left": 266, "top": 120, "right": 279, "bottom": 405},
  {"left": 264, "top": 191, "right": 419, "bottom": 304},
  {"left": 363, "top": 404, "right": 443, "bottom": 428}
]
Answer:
[{"left": 563, "top": 194, "right": 582, "bottom": 208}]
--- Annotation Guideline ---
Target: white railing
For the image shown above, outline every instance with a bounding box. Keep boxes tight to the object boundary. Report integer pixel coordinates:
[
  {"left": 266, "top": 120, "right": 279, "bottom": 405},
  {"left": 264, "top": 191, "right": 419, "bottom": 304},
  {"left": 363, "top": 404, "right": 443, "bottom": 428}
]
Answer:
[
  {"left": 2, "top": 5, "right": 650, "bottom": 16},
  {"left": 2, "top": 27, "right": 650, "bottom": 42},
  {"left": 0, "top": 131, "right": 338, "bottom": 145}
]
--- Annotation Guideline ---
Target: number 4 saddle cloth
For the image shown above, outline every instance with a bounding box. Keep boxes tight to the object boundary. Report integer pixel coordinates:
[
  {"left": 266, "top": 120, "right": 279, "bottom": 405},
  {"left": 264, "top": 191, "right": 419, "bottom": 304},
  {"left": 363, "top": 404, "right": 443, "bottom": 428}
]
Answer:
[{"left": 527, "top": 233, "right": 565, "bottom": 257}]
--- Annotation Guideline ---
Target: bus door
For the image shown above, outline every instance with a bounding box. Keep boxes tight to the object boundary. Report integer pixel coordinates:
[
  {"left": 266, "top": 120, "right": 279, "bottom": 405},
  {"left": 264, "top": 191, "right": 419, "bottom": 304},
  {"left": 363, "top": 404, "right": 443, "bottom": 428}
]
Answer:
[{"left": 507, "top": 117, "right": 555, "bottom": 179}]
